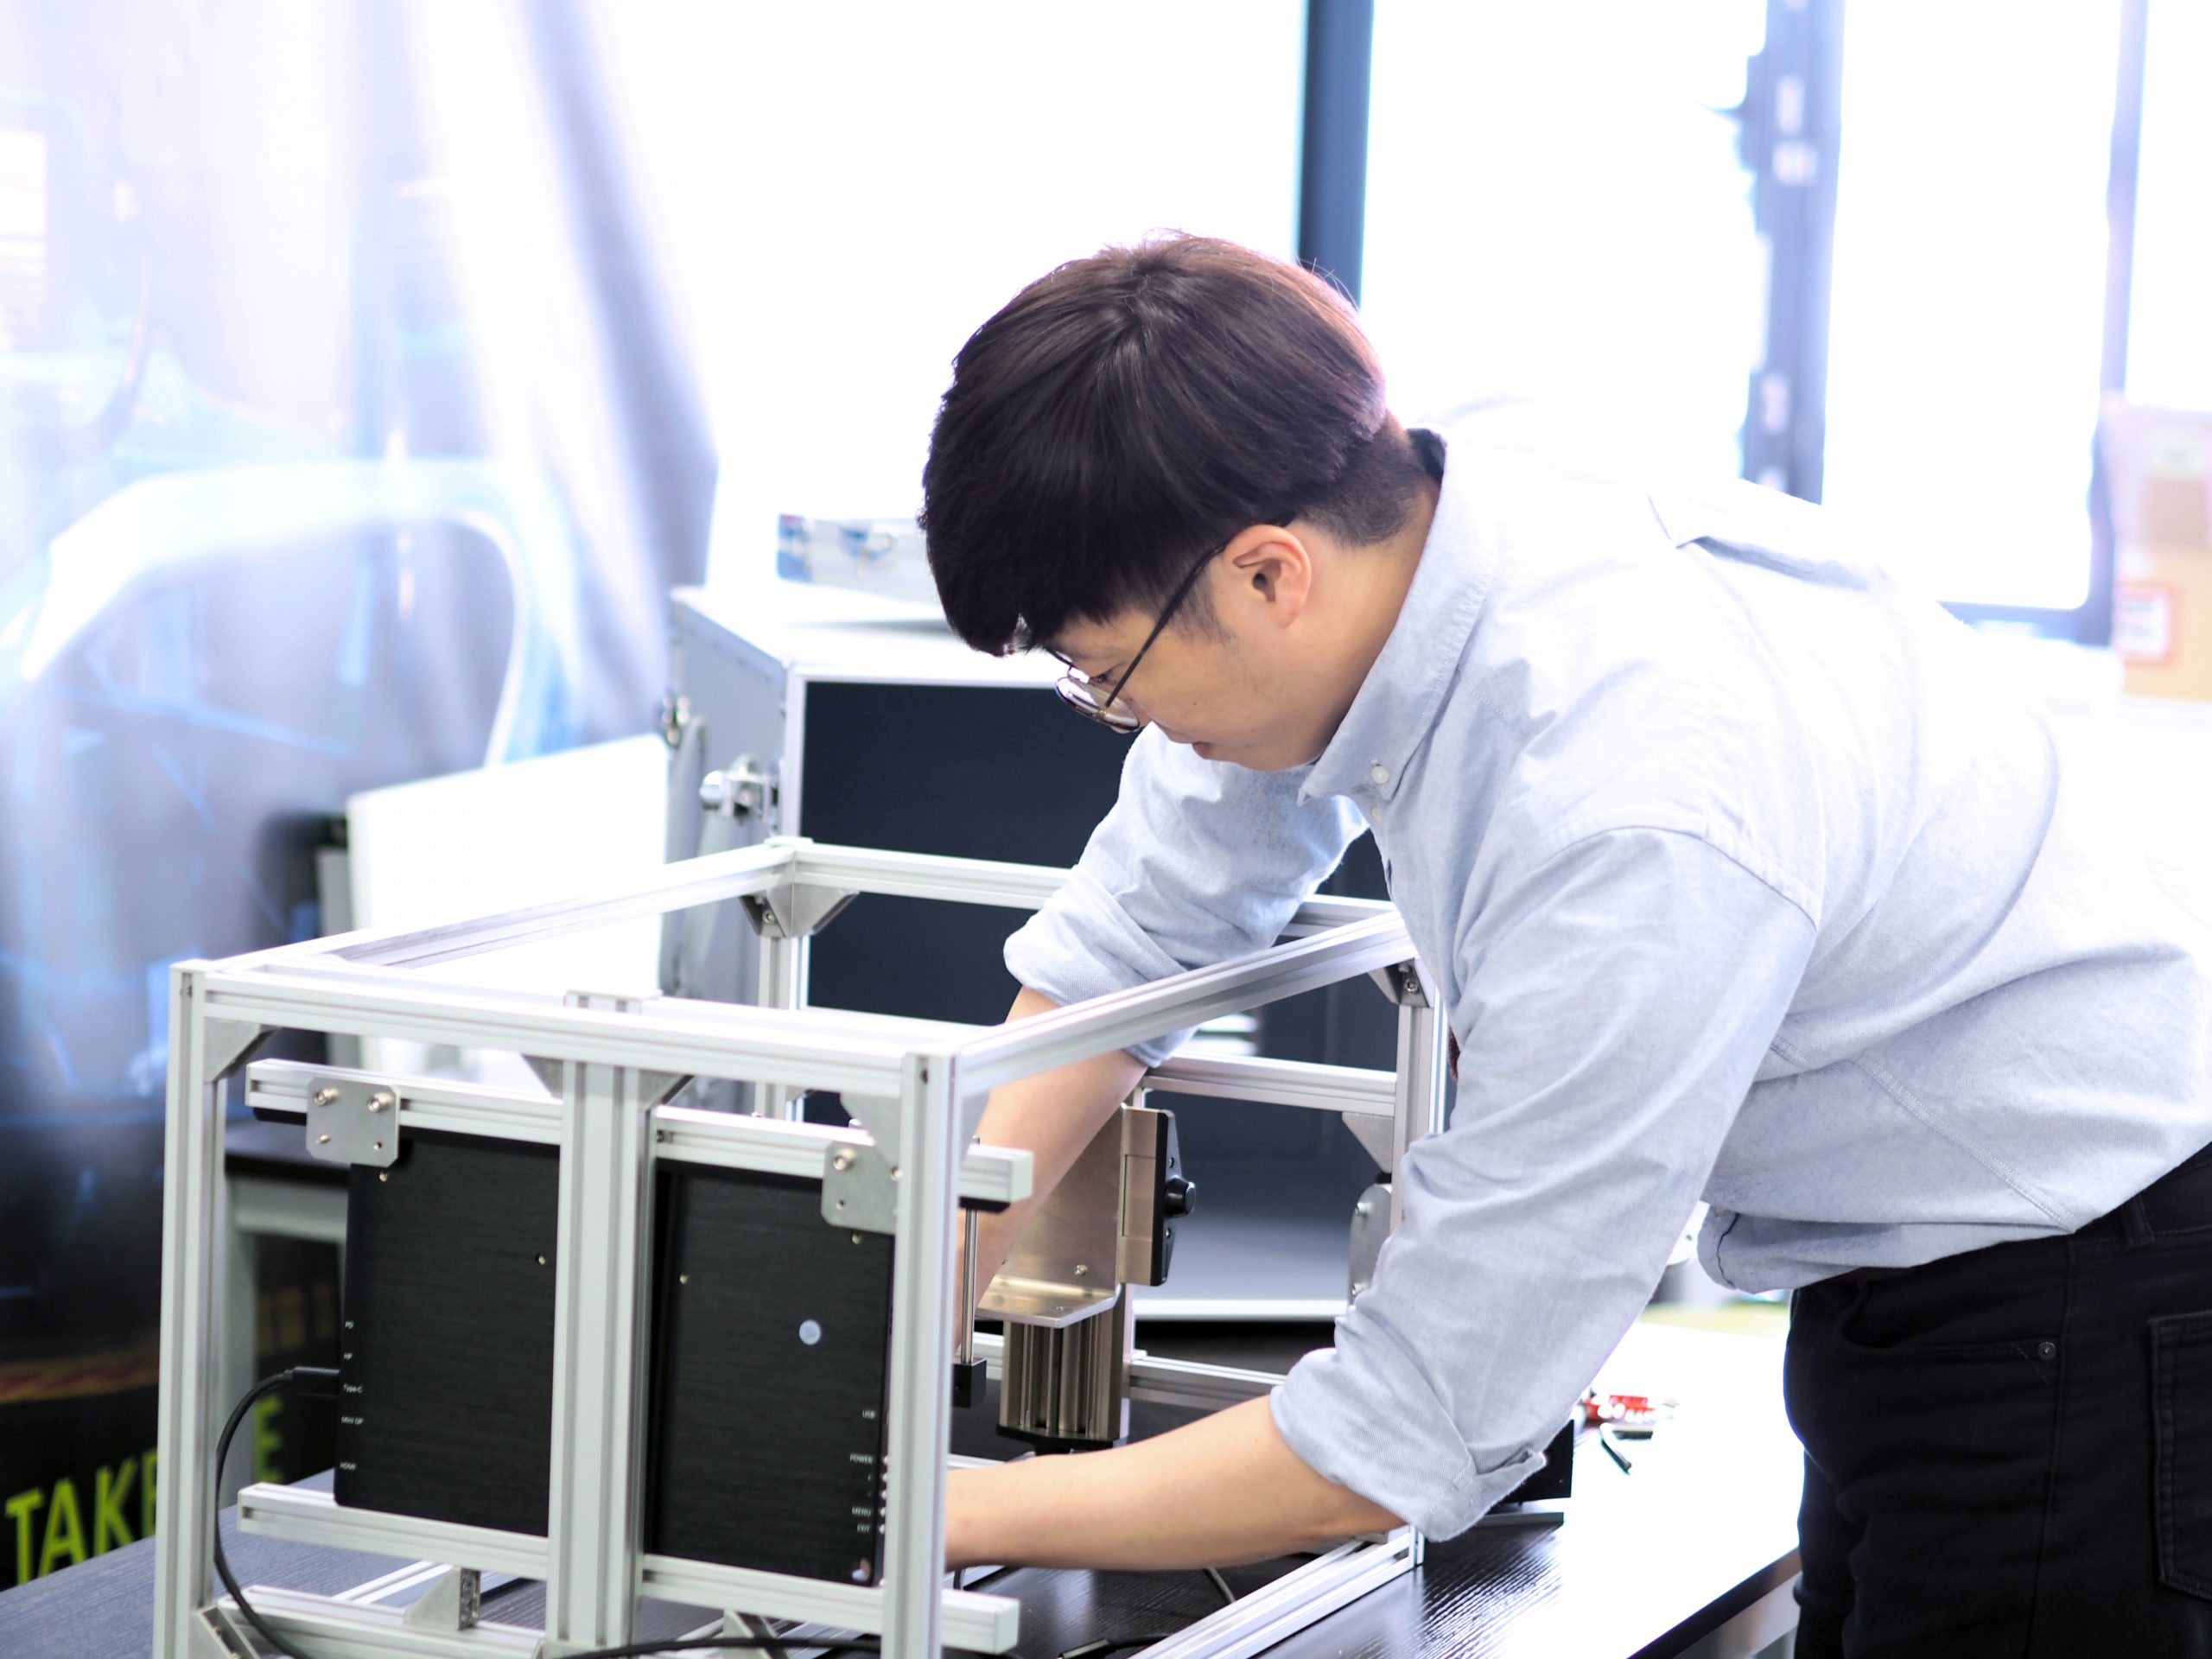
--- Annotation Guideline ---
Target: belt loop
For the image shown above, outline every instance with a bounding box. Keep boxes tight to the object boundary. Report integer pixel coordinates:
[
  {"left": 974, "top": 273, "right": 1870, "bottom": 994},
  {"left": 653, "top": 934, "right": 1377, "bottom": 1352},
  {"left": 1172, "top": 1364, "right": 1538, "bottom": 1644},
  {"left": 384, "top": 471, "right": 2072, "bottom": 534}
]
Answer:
[{"left": 2121, "top": 1194, "right": 2154, "bottom": 1249}]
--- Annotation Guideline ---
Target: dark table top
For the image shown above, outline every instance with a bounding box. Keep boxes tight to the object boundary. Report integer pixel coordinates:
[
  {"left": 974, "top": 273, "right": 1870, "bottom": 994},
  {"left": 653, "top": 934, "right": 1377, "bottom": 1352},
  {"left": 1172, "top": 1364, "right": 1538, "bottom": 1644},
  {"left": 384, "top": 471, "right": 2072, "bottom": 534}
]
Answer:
[{"left": 0, "top": 1320, "right": 1798, "bottom": 1658}]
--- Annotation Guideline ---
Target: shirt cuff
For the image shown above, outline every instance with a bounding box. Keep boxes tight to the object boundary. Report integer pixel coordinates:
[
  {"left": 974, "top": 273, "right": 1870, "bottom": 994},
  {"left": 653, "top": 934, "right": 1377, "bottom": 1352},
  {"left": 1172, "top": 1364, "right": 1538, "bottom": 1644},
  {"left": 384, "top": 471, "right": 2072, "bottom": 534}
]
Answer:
[{"left": 1271, "top": 1314, "right": 1548, "bottom": 1539}]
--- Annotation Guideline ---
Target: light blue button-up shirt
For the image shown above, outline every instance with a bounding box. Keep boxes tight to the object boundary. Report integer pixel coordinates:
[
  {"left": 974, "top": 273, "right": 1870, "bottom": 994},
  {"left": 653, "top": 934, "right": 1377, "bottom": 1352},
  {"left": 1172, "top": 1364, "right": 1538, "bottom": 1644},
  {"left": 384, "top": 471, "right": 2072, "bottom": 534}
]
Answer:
[{"left": 1002, "top": 418, "right": 2212, "bottom": 1538}]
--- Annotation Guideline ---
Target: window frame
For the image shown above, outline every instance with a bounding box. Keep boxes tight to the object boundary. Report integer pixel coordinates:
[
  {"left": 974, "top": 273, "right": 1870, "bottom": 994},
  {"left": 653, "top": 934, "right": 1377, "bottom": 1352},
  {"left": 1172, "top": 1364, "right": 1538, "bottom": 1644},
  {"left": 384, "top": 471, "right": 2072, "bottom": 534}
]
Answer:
[{"left": 1296, "top": 0, "right": 2153, "bottom": 645}]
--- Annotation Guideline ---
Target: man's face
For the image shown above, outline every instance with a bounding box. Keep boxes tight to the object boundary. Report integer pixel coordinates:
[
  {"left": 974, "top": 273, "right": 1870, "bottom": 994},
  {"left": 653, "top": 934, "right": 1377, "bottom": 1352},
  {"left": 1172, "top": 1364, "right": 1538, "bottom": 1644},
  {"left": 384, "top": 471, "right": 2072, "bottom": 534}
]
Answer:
[{"left": 1049, "top": 528, "right": 1361, "bottom": 772}]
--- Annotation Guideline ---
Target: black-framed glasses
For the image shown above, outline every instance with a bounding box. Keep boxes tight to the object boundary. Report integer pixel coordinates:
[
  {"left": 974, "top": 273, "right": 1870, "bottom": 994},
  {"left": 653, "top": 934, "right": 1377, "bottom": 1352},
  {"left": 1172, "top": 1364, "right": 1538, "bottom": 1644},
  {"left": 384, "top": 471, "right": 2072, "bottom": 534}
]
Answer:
[{"left": 1048, "top": 543, "right": 1221, "bottom": 734}]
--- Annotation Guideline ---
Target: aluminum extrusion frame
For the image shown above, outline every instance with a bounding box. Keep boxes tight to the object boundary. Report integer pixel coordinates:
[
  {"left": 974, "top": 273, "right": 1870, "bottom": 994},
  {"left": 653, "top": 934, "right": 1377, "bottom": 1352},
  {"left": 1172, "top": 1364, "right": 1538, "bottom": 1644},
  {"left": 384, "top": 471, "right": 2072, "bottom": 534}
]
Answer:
[{"left": 155, "top": 837, "right": 1440, "bottom": 1659}]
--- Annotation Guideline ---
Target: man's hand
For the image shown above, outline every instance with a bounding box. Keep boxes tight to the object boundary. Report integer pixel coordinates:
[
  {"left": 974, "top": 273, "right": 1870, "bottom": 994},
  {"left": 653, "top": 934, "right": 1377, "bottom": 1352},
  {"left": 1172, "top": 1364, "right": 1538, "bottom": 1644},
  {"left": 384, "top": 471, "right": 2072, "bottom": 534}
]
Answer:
[
  {"left": 946, "top": 995, "right": 1402, "bottom": 1567},
  {"left": 945, "top": 1395, "right": 1403, "bottom": 1571},
  {"left": 963, "top": 988, "right": 1147, "bottom": 1294}
]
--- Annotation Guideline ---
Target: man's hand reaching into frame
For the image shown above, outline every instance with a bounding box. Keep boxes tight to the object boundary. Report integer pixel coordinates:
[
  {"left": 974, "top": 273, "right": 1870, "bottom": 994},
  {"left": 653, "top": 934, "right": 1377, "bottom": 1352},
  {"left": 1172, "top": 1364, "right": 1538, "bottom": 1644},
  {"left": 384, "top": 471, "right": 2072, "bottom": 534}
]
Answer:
[{"left": 946, "top": 1395, "right": 1403, "bottom": 1572}]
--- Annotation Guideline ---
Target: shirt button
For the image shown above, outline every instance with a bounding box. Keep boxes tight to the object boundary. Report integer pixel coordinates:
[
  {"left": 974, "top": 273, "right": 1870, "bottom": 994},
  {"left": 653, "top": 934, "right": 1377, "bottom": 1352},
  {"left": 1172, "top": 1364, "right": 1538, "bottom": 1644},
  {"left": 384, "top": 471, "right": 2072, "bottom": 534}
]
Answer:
[{"left": 1370, "top": 763, "right": 1390, "bottom": 785}]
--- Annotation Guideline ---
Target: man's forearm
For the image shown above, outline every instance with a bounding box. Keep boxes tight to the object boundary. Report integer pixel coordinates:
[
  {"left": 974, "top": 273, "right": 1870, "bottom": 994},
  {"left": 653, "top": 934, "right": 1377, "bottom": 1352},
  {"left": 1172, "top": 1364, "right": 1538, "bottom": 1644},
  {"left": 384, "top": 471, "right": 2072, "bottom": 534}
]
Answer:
[
  {"left": 966, "top": 988, "right": 1147, "bottom": 1289},
  {"left": 945, "top": 1395, "right": 1403, "bottom": 1570}
]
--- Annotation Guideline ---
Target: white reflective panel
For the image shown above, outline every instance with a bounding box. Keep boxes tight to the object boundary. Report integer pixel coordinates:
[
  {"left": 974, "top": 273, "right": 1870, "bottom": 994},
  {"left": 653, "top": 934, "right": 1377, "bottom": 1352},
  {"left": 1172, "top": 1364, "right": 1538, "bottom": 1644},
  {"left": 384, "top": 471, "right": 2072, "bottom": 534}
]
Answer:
[
  {"left": 1823, "top": 3, "right": 2123, "bottom": 611},
  {"left": 592, "top": 1, "right": 1305, "bottom": 586},
  {"left": 2126, "top": 0, "right": 2212, "bottom": 410},
  {"left": 1362, "top": 2, "right": 1767, "bottom": 481}
]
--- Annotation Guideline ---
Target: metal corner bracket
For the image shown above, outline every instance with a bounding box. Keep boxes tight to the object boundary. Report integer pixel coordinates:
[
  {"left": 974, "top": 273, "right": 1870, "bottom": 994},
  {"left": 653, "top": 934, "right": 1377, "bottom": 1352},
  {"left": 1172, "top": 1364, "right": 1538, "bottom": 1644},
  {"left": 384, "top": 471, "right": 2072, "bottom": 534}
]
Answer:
[
  {"left": 739, "top": 881, "right": 858, "bottom": 943},
  {"left": 304, "top": 1074, "right": 401, "bottom": 1169},
  {"left": 1367, "top": 959, "right": 1427, "bottom": 1007},
  {"left": 823, "top": 1139, "right": 899, "bottom": 1235}
]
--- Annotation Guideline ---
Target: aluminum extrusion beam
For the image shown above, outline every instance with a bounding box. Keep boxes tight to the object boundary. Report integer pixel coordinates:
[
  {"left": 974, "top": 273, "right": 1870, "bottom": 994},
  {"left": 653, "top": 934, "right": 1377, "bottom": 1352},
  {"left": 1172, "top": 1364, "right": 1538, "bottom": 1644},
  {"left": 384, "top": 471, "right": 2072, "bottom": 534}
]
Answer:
[
  {"left": 203, "top": 969, "right": 916, "bottom": 1097},
  {"left": 652, "top": 1103, "right": 1032, "bottom": 1206},
  {"left": 219, "top": 1586, "right": 545, "bottom": 1658},
  {"left": 637, "top": 1554, "right": 1020, "bottom": 1654},
  {"left": 543, "top": 995, "right": 658, "bottom": 1650},
  {"left": 790, "top": 842, "right": 1393, "bottom": 938},
  {"left": 955, "top": 913, "right": 1414, "bottom": 1096},
  {"left": 878, "top": 1052, "right": 964, "bottom": 1656},
  {"left": 235, "top": 840, "right": 798, "bottom": 972},
  {"left": 244, "top": 1065, "right": 1033, "bottom": 1207},
  {"left": 1135, "top": 1532, "right": 1421, "bottom": 1659},
  {"left": 246, "top": 1059, "right": 563, "bottom": 1145},
  {"left": 238, "top": 1484, "right": 549, "bottom": 1580},
  {"left": 152, "top": 966, "right": 230, "bottom": 1659},
  {"left": 1141, "top": 1052, "right": 1396, "bottom": 1116}
]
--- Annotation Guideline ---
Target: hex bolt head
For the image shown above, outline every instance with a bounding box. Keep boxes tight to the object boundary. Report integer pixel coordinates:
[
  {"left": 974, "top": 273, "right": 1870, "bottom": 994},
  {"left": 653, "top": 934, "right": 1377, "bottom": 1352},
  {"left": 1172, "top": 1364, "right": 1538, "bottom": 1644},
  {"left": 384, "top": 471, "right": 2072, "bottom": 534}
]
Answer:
[
  {"left": 368, "top": 1093, "right": 392, "bottom": 1114},
  {"left": 831, "top": 1148, "right": 855, "bottom": 1173},
  {"left": 311, "top": 1088, "right": 338, "bottom": 1108}
]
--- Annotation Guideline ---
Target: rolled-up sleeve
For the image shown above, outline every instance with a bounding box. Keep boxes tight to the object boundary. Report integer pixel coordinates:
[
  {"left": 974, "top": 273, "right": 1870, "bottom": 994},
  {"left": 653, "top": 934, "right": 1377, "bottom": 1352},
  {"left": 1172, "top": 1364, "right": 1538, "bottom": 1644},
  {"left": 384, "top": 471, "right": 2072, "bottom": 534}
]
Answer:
[
  {"left": 1004, "top": 728, "right": 1365, "bottom": 1065},
  {"left": 1271, "top": 826, "right": 1815, "bottom": 1536}
]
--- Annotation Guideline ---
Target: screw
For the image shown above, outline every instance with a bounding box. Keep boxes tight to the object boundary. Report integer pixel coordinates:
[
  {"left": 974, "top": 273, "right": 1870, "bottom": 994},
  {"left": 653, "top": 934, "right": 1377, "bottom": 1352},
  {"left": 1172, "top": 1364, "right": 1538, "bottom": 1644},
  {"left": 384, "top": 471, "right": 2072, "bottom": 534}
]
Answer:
[
  {"left": 311, "top": 1087, "right": 338, "bottom": 1108},
  {"left": 678, "top": 1273, "right": 690, "bottom": 1286},
  {"left": 1355, "top": 1199, "right": 1372, "bottom": 1218},
  {"left": 317, "top": 1133, "right": 331, "bottom": 1145},
  {"left": 850, "top": 1560, "right": 873, "bottom": 1584},
  {"left": 537, "top": 1254, "right": 548, "bottom": 1266},
  {"left": 378, "top": 1173, "right": 388, "bottom": 1183},
  {"left": 368, "top": 1092, "right": 392, "bottom": 1114},
  {"left": 851, "top": 1233, "right": 863, "bottom": 1244},
  {"left": 831, "top": 1149, "right": 855, "bottom": 1173},
  {"left": 1073, "top": 1264, "right": 1089, "bottom": 1278},
  {"left": 889, "top": 1166, "right": 900, "bottom": 1181},
  {"left": 372, "top": 1141, "right": 384, "bottom": 1152}
]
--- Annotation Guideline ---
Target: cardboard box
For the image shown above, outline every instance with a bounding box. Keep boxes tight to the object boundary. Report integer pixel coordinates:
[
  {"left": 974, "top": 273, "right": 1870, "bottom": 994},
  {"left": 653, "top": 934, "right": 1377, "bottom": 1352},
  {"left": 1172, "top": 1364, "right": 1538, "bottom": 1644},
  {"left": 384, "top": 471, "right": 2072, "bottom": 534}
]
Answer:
[{"left": 2101, "top": 397, "right": 2212, "bottom": 702}]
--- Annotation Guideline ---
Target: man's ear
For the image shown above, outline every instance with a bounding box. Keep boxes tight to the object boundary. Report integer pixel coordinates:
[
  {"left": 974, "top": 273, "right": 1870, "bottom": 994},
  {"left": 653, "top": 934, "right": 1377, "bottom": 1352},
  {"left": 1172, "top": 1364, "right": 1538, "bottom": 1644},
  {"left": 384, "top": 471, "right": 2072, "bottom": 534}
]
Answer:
[{"left": 1221, "top": 523, "right": 1313, "bottom": 625}]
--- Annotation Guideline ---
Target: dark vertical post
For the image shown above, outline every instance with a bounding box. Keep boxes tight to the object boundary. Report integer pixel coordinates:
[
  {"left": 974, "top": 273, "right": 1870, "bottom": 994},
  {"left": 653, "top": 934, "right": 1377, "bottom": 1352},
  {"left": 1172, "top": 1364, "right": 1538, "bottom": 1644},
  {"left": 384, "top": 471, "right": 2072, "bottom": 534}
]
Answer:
[
  {"left": 2076, "top": 0, "right": 2152, "bottom": 647},
  {"left": 1741, "top": 0, "right": 1845, "bottom": 504},
  {"left": 1299, "top": 0, "right": 1376, "bottom": 304}
]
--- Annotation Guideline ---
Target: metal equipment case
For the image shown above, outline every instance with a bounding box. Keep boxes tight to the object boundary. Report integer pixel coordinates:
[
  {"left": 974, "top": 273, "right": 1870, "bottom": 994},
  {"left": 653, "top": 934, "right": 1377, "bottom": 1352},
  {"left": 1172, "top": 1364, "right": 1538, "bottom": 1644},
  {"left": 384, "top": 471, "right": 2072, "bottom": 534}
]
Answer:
[{"left": 659, "top": 581, "right": 1400, "bottom": 1316}]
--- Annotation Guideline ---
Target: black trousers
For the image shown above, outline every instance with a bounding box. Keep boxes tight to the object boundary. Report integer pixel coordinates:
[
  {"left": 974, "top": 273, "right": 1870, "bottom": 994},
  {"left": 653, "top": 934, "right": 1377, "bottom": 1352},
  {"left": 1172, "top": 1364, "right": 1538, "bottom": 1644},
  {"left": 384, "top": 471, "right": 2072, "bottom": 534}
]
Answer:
[{"left": 1784, "top": 1140, "right": 2212, "bottom": 1657}]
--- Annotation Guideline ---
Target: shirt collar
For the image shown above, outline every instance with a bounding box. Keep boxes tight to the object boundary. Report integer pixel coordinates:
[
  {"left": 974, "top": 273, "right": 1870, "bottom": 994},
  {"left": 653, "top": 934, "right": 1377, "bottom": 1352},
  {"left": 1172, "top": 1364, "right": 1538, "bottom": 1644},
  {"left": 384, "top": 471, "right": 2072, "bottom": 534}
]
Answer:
[{"left": 1301, "top": 428, "right": 1495, "bottom": 806}]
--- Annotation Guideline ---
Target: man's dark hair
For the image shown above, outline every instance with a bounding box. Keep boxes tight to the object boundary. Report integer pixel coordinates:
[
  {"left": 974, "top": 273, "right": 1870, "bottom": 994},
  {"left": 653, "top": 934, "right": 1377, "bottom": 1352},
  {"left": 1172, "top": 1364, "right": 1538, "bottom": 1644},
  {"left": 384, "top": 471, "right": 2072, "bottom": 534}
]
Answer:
[{"left": 920, "top": 234, "right": 1431, "bottom": 656}]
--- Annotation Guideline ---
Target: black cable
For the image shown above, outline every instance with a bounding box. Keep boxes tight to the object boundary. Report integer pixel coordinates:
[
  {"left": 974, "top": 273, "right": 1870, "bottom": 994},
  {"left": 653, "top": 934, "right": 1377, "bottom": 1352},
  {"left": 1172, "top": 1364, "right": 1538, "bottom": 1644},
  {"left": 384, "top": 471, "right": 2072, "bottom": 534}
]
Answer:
[
  {"left": 547, "top": 1638, "right": 880, "bottom": 1657},
  {"left": 213, "top": 1369, "right": 341, "bottom": 1659},
  {"left": 217, "top": 1372, "right": 880, "bottom": 1659}
]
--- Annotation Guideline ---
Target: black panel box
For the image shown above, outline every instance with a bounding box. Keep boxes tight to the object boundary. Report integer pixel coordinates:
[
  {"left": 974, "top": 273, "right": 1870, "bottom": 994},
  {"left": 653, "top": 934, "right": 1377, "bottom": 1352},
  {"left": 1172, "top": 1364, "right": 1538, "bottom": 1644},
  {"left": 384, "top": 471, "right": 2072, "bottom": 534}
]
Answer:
[
  {"left": 334, "top": 1135, "right": 898, "bottom": 1586},
  {"left": 334, "top": 1132, "right": 560, "bottom": 1534},
  {"left": 645, "top": 1165, "right": 895, "bottom": 1584}
]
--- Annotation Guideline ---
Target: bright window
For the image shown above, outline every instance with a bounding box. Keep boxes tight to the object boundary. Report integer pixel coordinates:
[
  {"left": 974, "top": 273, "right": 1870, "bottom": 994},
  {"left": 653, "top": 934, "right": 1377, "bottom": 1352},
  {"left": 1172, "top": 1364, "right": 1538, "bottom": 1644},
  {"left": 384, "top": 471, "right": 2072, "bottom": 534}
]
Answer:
[
  {"left": 1821, "top": 3, "right": 2123, "bottom": 611},
  {"left": 2126, "top": 0, "right": 2212, "bottom": 410},
  {"left": 1360, "top": 2, "right": 1769, "bottom": 480},
  {"left": 593, "top": 2, "right": 1306, "bottom": 585}
]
